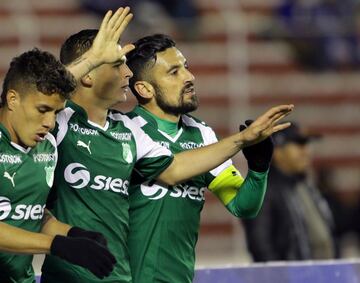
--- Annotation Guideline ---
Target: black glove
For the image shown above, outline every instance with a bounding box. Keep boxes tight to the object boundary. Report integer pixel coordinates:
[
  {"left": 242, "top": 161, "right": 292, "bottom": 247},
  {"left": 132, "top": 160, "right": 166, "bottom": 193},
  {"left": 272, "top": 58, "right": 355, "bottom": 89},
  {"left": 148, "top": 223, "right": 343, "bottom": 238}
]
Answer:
[
  {"left": 68, "top": 226, "right": 107, "bottom": 247},
  {"left": 239, "top": 120, "right": 274, "bottom": 172},
  {"left": 50, "top": 235, "right": 116, "bottom": 279}
]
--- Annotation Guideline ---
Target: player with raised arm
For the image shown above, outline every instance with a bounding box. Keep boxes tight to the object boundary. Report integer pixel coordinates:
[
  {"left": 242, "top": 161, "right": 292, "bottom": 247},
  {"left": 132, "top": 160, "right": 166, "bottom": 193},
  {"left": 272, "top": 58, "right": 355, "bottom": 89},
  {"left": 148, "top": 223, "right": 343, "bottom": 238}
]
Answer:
[
  {"left": 125, "top": 34, "right": 283, "bottom": 283},
  {"left": 0, "top": 7, "right": 134, "bottom": 283},
  {"left": 41, "top": 14, "right": 293, "bottom": 283}
]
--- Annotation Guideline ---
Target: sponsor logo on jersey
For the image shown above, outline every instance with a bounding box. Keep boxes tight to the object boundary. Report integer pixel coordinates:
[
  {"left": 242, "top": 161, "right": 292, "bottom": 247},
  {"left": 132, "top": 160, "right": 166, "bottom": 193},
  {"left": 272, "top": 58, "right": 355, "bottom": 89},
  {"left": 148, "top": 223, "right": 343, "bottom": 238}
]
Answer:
[
  {"left": 156, "top": 141, "right": 170, "bottom": 149},
  {"left": 122, "top": 143, "right": 133, "bottom": 164},
  {"left": 70, "top": 123, "right": 99, "bottom": 136},
  {"left": 64, "top": 163, "right": 129, "bottom": 195},
  {"left": 110, "top": 132, "right": 132, "bottom": 141},
  {"left": 33, "top": 153, "right": 56, "bottom": 163},
  {"left": 140, "top": 182, "right": 205, "bottom": 202},
  {"left": 77, "top": 140, "right": 92, "bottom": 154},
  {"left": 0, "top": 196, "right": 45, "bottom": 220},
  {"left": 179, "top": 142, "right": 204, "bottom": 150},
  {"left": 0, "top": 154, "right": 22, "bottom": 164},
  {"left": 3, "top": 171, "right": 16, "bottom": 187}
]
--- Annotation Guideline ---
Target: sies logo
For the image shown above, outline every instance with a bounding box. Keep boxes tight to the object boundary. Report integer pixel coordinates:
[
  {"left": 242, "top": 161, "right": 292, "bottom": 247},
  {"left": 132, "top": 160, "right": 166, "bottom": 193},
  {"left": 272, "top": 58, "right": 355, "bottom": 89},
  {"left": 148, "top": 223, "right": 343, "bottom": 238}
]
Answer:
[
  {"left": 140, "top": 182, "right": 205, "bottom": 202},
  {"left": 0, "top": 197, "right": 11, "bottom": 220},
  {"left": 0, "top": 197, "right": 45, "bottom": 220},
  {"left": 64, "top": 163, "right": 129, "bottom": 195}
]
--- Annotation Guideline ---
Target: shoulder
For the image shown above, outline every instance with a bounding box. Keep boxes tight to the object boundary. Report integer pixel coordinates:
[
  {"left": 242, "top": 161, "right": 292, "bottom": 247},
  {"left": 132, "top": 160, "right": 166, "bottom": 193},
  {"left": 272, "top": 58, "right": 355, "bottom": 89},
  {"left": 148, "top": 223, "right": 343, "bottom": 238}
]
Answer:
[
  {"left": 182, "top": 114, "right": 217, "bottom": 144},
  {"left": 182, "top": 114, "right": 212, "bottom": 129}
]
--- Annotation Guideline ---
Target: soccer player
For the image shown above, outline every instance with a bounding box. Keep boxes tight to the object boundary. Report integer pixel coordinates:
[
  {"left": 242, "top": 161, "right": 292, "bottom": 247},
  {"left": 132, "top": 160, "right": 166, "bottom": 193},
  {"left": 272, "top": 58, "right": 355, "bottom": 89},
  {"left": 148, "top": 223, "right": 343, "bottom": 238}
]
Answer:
[
  {"left": 41, "top": 27, "right": 293, "bottom": 283},
  {"left": 124, "top": 34, "right": 278, "bottom": 283},
  {"left": 0, "top": 7, "right": 135, "bottom": 283}
]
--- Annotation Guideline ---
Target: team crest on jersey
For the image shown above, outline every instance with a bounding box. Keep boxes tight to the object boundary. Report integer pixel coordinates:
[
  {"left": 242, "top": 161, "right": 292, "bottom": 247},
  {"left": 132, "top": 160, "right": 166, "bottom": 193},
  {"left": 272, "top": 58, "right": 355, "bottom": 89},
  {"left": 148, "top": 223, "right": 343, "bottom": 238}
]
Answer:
[
  {"left": 44, "top": 166, "right": 55, "bottom": 187},
  {"left": 122, "top": 143, "right": 133, "bottom": 163}
]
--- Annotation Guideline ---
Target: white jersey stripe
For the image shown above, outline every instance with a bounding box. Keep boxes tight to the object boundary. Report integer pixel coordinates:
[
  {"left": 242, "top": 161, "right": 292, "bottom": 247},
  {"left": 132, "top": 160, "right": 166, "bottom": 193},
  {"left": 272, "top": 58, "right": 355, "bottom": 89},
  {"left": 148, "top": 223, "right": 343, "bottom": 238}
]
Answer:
[
  {"left": 109, "top": 112, "right": 172, "bottom": 161},
  {"left": 182, "top": 115, "right": 232, "bottom": 177},
  {"left": 56, "top": 108, "right": 75, "bottom": 146}
]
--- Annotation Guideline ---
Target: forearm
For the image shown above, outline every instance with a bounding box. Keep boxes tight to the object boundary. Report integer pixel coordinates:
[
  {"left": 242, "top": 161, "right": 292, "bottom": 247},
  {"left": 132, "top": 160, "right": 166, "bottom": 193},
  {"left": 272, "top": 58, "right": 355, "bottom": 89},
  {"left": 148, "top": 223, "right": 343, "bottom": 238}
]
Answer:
[
  {"left": 41, "top": 209, "right": 71, "bottom": 236},
  {"left": 0, "top": 222, "right": 53, "bottom": 254},
  {"left": 157, "top": 132, "right": 244, "bottom": 185},
  {"left": 66, "top": 51, "right": 102, "bottom": 81},
  {"left": 226, "top": 170, "right": 268, "bottom": 218}
]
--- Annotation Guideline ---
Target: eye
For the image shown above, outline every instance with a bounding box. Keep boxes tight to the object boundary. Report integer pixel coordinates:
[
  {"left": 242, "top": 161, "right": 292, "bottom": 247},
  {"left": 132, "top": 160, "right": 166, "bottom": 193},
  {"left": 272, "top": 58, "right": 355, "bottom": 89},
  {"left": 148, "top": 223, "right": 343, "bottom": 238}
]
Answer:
[
  {"left": 37, "top": 108, "right": 47, "bottom": 114},
  {"left": 170, "top": 69, "right": 178, "bottom": 75}
]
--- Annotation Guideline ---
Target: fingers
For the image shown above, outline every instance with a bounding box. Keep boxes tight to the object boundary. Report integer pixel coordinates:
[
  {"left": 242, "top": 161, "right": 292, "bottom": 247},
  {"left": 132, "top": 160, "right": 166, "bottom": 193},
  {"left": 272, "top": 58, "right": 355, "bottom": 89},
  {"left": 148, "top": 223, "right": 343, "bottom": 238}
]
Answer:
[
  {"left": 118, "top": 44, "right": 135, "bottom": 57},
  {"left": 272, "top": 122, "right": 292, "bottom": 133},
  {"left": 107, "top": 7, "right": 126, "bottom": 30},
  {"left": 98, "top": 10, "right": 113, "bottom": 32},
  {"left": 114, "top": 13, "right": 133, "bottom": 41},
  {"left": 263, "top": 104, "right": 294, "bottom": 120}
]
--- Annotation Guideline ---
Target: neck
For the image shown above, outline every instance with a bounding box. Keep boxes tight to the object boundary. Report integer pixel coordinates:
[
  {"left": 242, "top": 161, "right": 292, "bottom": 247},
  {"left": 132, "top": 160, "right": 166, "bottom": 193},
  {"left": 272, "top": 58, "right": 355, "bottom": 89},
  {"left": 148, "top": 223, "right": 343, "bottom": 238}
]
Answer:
[
  {"left": 141, "top": 103, "right": 180, "bottom": 123},
  {"left": 72, "top": 91, "right": 108, "bottom": 127},
  {"left": 0, "top": 108, "right": 17, "bottom": 143}
]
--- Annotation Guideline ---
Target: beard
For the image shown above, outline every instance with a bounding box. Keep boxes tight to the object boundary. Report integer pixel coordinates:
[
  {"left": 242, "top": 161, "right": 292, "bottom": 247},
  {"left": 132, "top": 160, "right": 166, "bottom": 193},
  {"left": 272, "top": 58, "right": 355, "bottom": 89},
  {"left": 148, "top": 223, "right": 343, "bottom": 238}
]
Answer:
[{"left": 153, "top": 83, "right": 198, "bottom": 116}]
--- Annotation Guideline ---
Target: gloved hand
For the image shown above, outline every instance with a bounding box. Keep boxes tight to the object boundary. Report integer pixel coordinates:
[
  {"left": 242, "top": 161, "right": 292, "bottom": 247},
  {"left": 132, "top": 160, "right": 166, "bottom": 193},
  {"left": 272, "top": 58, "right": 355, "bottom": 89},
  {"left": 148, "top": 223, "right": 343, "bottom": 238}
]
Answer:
[
  {"left": 239, "top": 120, "right": 274, "bottom": 172},
  {"left": 68, "top": 226, "right": 107, "bottom": 247},
  {"left": 50, "top": 235, "right": 116, "bottom": 279}
]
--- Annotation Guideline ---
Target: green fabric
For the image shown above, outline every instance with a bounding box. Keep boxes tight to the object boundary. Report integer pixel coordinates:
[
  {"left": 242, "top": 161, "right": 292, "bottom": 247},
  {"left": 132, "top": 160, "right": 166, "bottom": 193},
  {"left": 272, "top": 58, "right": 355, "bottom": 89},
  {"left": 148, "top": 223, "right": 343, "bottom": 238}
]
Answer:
[
  {"left": 126, "top": 107, "right": 232, "bottom": 283},
  {"left": 137, "top": 106, "right": 180, "bottom": 138},
  {"left": 226, "top": 169, "right": 268, "bottom": 218},
  {"left": 0, "top": 124, "right": 57, "bottom": 283},
  {"left": 41, "top": 101, "right": 173, "bottom": 283}
]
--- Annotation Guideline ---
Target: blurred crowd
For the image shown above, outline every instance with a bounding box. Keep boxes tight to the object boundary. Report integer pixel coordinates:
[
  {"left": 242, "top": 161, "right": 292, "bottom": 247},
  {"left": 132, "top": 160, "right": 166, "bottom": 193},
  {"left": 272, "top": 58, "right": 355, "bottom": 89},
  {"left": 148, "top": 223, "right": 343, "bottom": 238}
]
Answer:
[{"left": 261, "top": 0, "right": 360, "bottom": 71}]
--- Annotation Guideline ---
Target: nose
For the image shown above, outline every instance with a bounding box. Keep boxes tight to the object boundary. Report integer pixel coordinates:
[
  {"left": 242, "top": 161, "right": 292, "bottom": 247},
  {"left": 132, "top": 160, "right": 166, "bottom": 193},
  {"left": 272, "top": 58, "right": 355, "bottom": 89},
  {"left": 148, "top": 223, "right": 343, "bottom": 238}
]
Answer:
[
  {"left": 124, "top": 63, "right": 133, "bottom": 79},
  {"left": 43, "top": 112, "right": 56, "bottom": 130},
  {"left": 185, "top": 68, "right": 195, "bottom": 83}
]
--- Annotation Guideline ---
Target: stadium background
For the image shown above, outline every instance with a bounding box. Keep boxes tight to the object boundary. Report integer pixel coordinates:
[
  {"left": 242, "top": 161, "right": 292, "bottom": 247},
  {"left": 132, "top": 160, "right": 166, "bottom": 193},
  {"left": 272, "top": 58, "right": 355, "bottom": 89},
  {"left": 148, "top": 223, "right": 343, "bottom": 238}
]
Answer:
[{"left": 0, "top": 0, "right": 360, "bottom": 279}]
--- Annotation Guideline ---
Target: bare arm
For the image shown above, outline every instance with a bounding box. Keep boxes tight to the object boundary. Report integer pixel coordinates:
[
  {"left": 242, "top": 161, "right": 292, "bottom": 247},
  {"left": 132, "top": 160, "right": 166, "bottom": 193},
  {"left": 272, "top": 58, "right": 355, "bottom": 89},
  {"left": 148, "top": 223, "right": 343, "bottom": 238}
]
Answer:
[
  {"left": 67, "top": 7, "right": 135, "bottom": 80},
  {"left": 0, "top": 209, "right": 73, "bottom": 254},
  {"left": 40, "top": 209, "right": 71, "bottom": 237},
  {"left": 157, "top": 104, "right": 294, "bottom": 185},
  {"left": 0, "top": 221, "right": 53, "bottom": 254}
]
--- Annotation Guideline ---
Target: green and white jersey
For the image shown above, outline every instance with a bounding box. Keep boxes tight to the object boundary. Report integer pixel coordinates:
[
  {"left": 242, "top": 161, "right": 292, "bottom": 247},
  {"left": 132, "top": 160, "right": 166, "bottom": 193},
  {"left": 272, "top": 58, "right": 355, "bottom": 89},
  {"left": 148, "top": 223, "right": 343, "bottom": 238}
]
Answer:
[
  {"left": 126, "top": 106, "right": 232, "bottom": 283},
  {"left": 0, "top": 124, "right": 57, "bottom": 283},
  {"left": 41, "top": 101, "right": 173, "bottom": 283}
]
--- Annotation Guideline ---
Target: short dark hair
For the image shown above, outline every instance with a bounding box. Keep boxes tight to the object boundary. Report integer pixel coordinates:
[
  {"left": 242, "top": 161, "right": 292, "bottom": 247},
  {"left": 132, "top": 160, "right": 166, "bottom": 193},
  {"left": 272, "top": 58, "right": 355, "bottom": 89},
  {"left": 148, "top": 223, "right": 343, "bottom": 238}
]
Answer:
[
  {"left": 1, "top": 48, "right": 76, "bottom": 106},
  {"left": 126, "top": 34, "right": 176, "bottom": 101},
  {"left": 60, "top": 29, "right": 98, "bottom": 65}
]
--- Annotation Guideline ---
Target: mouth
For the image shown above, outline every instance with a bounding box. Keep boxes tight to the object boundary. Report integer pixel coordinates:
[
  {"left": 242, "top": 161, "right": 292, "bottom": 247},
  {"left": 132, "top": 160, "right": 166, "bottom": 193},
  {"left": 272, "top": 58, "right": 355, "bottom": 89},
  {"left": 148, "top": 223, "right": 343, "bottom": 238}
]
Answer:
[
  {"left": 183, "top": 87, "right": 195, "bottom": 96},
  {"left": 35, "top": 133, "right": 47, "bottom": 142},
  {"left": 121, "top": 85, "right": 130, "bottom": 92}
]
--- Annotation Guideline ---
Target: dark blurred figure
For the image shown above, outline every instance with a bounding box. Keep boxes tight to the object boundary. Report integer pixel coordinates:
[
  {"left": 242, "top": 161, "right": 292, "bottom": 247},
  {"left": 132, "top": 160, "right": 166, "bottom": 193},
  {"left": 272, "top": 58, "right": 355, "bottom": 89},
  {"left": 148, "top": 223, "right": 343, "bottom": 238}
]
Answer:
[
  {"left": 80, "top": 0, "right": 199, "bottom": 40},
  {"left": 266, "top": 0, "right": 360, "bottom": 71},
  {"left": 243, "top": 122, "right": 335, "bottom": 261}
]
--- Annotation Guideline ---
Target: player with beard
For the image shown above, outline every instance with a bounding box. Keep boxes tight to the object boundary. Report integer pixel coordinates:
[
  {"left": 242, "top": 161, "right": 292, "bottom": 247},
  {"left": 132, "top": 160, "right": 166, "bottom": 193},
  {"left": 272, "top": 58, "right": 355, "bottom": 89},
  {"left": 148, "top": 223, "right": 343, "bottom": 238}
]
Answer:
[
  {"left": 42, "top": 24, "right": 293, "bottom": 283},
  {"left": 125, "top": 34, "right": 286, "bottom": 283}
]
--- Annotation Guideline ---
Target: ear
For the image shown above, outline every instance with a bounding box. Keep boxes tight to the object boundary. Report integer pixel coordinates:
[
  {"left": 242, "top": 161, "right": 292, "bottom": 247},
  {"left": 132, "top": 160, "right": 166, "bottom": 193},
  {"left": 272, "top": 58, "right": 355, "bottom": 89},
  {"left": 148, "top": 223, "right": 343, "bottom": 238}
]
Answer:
[
  {"left": 134, "top": 81, "right": 155, "bottom": 100},
  {"left": 6, "top": 90, "right": 20, "bottom": 111},
  {"left": 80, "top": 74, "right": 93, "bottom": 88}
]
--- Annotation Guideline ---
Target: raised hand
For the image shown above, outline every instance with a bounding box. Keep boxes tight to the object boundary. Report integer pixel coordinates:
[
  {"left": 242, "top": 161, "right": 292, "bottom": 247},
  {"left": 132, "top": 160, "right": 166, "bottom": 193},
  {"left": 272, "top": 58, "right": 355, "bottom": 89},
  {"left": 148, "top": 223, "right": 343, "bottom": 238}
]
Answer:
[
  {"left": 240, "top": 120, "right": 274, "bottom": 172},
  {"left": 239, "top": 104, "right": 294, "bottom": 148},
  {"left": 89, "top": 7, "right": 135, "bottom": 65}
]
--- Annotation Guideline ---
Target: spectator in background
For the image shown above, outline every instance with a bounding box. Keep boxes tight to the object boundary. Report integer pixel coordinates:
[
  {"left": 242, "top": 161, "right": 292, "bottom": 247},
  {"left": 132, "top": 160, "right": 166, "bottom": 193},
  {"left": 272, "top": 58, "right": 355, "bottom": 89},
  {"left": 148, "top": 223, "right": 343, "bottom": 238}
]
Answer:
[
  {"left": 80, "top": 0, "right": 199, "bottom": 40},
  {"left": 243, "top": 122, "right": 335, "bottom": 261},
  {"left": 270, "top": 0, "right": 359, "bottom": 70}
]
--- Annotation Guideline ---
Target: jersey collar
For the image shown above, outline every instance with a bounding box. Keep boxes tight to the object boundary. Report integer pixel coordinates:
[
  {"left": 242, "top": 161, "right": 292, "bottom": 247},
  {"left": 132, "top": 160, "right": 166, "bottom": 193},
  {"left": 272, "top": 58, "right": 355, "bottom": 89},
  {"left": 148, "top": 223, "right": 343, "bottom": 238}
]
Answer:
[
  {"left": 66, "top": 100, "right": 110, "bottom": 131},
  {"left": 0, "top": 123, "right": 31, "bottom": 153}
]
